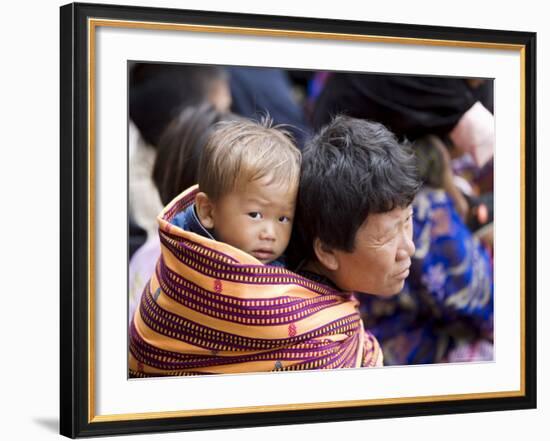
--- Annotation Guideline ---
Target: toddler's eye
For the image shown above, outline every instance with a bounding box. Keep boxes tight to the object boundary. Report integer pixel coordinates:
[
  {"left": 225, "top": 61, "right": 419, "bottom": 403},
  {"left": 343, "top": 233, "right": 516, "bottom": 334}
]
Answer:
[
  {"left": 248, "top": 212, "right": 262, "bottom": 220},
  {"left": 279, "top": 216, "right": 291, "bottom": 223}
]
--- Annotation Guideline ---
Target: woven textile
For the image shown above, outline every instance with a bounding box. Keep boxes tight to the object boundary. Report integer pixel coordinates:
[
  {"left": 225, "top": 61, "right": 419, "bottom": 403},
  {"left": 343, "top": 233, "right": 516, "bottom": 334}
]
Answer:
[{"left": 129, "top": 186, "right": 382, "bottom": 376}]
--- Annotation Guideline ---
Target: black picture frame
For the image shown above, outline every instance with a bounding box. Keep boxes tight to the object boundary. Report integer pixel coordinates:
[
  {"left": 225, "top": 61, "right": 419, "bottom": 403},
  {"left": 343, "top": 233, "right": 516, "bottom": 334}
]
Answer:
[{"left": 60, "top": 2, "right": 537, "bottom": 438}]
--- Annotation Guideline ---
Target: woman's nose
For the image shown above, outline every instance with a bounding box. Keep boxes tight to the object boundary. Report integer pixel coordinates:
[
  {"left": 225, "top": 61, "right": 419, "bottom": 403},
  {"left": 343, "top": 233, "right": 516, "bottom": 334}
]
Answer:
[{"left": 397, "top": 232, "right": 415, "bottom": 260}]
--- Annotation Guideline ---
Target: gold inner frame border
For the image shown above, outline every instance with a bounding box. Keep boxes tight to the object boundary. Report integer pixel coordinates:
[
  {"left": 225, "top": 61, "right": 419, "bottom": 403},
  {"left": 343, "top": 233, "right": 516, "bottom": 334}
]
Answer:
[{"left": 87, "top": 17, "right": 527, "bottom": 423}]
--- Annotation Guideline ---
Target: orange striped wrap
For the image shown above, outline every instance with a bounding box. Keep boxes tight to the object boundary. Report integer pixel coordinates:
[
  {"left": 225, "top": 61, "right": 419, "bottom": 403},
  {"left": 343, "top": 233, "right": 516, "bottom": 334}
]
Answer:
[{"left": 129, "top": 186, "right": 383, "bottom": 376}]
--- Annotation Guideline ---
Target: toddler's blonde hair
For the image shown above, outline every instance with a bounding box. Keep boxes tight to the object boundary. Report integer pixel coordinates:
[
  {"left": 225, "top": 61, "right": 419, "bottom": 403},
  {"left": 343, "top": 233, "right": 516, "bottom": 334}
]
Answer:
[{"left": 198, "top": 117, "right": 301, "bottom": 200}]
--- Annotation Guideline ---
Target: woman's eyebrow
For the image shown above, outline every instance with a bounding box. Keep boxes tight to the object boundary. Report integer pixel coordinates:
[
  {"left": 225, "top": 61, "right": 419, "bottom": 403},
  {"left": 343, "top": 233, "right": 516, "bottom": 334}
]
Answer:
[
  {"left": 378, "top": 215, "right": 407, "bottom": 239},
  {"left": 370, "top": 223, "right": 397, "bottom": 243}
]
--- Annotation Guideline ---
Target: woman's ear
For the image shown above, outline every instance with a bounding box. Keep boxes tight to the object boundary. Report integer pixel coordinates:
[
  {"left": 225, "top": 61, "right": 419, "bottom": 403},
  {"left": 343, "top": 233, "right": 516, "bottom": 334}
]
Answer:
[
  {"left": 313, "top": 238, "right": 339, "bottom": 271},
  {"left": 195, "top": 192, "right": 215, "bottom": 229}
]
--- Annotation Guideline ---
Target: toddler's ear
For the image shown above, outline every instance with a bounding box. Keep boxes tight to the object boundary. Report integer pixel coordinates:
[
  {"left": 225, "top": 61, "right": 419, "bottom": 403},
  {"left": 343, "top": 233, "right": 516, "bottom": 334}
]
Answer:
[
  {"left": 195, "top": 192, "right": 215, "bottom": 229},
  {"left": 313, "top": 238, "right": 339, "bottom": 271}
]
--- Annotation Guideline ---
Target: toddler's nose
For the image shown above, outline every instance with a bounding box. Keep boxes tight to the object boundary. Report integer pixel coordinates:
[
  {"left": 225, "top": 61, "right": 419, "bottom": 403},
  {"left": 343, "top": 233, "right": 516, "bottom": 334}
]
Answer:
[{"left": 260, "top": 223, "right": 276, "bottom": 241}]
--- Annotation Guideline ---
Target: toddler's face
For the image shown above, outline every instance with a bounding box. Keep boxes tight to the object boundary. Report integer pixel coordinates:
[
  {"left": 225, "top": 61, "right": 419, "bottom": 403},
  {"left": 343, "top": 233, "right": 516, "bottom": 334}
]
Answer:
[{"left": 210, "top": 176, "right": 297, "bottom": 264}]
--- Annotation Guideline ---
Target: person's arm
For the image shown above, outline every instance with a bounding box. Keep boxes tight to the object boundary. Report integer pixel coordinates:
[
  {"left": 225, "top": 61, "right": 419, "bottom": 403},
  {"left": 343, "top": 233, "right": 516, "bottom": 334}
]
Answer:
[
  {"left": 422, "top": 224, "right": 493, "bottom": 322},
  {"left": 449, "top": 101, "right": 495, "bottom": 168},
  {"left": 434, "top": 135, "right": 469, "bottom": 221},
  {"left": 412, "top": 194, "right": 493, "bottom": 323}
]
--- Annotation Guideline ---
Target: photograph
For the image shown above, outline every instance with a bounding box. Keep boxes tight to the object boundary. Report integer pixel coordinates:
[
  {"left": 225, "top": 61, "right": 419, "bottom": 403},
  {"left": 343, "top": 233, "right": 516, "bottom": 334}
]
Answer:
[{"left": 127, "top": 63, "right": 495, "bottom": 377}]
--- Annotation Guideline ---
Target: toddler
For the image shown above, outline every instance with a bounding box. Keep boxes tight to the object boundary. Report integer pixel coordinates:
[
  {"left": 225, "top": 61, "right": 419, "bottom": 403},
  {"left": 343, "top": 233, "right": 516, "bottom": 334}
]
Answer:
[{"left": 171, "top": 117, "right": 301, "bottom": 266}]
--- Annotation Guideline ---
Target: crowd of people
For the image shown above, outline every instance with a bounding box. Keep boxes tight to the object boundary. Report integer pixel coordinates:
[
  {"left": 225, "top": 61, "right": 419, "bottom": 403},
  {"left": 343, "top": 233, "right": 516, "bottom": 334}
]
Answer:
[{"left": 128, "top": 63, "right": 494, "bottom": 376}]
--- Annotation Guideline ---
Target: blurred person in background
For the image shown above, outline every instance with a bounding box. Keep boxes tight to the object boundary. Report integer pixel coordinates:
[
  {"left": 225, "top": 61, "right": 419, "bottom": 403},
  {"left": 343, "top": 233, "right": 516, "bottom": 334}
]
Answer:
[
  {"left": 128, "top": 104, "right": 236, "bottom": 323},
  {"left": 129, "top": 63, "right": 231, "bottom": 250},
  {"left": 311, "top": 73, "right": 494, "bottom": 166}
]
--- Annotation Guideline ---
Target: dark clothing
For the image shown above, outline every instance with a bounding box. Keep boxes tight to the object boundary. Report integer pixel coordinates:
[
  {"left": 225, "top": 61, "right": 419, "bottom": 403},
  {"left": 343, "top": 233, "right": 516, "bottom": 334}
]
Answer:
[
  {"left": 295, "top": 268, "right": 337, "bottom": 290},
  {"left": 228, "top": 67, "right": 311, "bottom": 147},
  {"left": 171, "top": 203, "right": 214, "bottom": 240},
  {"left": 312, "top": 74, "right": 490, "bottom": 140}
]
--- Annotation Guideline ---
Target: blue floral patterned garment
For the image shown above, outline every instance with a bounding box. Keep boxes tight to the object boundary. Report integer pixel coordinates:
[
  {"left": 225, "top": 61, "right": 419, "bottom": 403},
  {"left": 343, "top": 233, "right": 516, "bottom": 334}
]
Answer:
[{"left": 359, "top": 188, "right": 493, "bottom": 365}]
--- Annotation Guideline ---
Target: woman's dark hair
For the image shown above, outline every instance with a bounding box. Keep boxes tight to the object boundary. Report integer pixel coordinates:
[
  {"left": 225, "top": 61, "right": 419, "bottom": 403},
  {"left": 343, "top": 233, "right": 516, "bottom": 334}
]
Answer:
[
  {"left": 291, "top": 115, "right": 420, "bottom": 263},
  {"left": 129, "top": 63, "right": 228, "bottom": 146},
  {"left": 152, "top": 104, "right": 234, "bottom": 205}
]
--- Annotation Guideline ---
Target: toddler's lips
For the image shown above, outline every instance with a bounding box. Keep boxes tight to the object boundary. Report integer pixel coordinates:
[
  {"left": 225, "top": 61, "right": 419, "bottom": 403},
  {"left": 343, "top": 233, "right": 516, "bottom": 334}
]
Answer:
[{"left": 252, "top": 249, "right": 275, "bottom": 260}]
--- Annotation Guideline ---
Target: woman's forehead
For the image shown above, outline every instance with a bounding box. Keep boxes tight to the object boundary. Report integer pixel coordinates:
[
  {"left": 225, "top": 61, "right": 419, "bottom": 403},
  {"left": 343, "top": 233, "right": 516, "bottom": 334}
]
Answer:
[{"left": 362, "top": 205, "right": 412, "bottom": 235}]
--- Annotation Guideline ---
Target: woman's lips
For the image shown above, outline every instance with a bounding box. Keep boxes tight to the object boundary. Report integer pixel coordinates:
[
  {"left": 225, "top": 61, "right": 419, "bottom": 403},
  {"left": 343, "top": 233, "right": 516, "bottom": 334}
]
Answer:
[{"left": 394, "top": 267, "right": 410, "bottom": 280}]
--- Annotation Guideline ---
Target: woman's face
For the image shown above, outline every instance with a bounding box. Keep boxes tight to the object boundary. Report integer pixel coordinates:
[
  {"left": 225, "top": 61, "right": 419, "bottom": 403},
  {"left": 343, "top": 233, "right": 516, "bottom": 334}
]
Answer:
[{"left": 328, "top": 205, "right": 415, "bottom": 296}]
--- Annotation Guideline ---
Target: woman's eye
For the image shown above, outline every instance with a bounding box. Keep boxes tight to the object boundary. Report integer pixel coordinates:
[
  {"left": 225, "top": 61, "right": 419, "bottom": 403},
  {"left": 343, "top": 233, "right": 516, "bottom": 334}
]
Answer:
[
  {"left": 248, "top": 212, "right": 262, "bottom": 220},
  {"left": 279, "top": 216, "right": 291, "bottom": 223},
  {"left": 404, "top": 212, "right": 414, "bottom": 228}
]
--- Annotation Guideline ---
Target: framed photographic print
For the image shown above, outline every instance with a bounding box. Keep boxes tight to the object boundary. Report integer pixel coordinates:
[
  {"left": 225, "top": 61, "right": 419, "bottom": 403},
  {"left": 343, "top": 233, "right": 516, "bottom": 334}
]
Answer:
[{"left": 60, "top": 2, "right": 536, "bottom": 438}]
